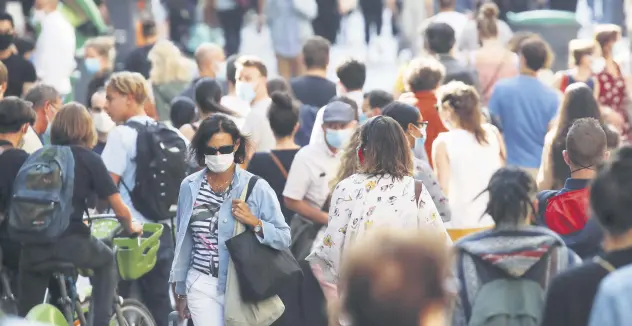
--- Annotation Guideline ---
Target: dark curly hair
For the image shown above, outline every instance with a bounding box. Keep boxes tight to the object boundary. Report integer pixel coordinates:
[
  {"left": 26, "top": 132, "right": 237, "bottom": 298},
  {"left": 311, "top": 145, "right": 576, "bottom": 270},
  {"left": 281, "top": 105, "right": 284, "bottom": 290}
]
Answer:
[{"left": 189, "top": 115, "right": 250, "bottom": 166}]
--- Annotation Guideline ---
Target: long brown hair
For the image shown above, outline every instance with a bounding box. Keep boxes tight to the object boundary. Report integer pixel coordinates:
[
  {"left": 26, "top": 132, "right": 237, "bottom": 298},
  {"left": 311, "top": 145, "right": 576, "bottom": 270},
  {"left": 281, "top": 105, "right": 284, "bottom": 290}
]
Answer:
[
  {"left": 550, "top": 83, "right": 603, "bottom": 189},
  {"left": 330, "top": 128, "right": 362, "bottom": 190},
  {"left": 358, "top": 116, "right": 413, "bottom": 179},
  {"left": 438, "top": 81, "right": 487, "bottom": 145}
]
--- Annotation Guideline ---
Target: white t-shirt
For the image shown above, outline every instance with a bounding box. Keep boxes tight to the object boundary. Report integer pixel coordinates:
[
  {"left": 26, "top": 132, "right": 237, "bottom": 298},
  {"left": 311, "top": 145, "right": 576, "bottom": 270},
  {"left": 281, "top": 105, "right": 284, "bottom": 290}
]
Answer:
[
  {"left": 33, "top": 11, "right": 76, "bottom": 95},
  {"left": 241, "top": 97, "right": 274, "bottom": 152},
  {"left": 20, "top": 126, "right": 42, "bottom": 154},
  {"left": 220, "top": 95, "right": 251, "bottom": 130},
  {"left": 283, "top": 141, "right": 340, "bottom": 210}
]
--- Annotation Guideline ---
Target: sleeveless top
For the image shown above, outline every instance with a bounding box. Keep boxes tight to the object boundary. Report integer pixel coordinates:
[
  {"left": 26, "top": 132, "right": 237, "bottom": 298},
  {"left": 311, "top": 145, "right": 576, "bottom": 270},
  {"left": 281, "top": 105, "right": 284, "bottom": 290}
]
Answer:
[
  {"left": 559, "top": 73, "right": 595, "bottom": 92},
  {"left": 438, "top": 124, "right": 502, "bottom": 229},
  {"left": 596, "top": 63, "right": 631, "bottom": 140}
]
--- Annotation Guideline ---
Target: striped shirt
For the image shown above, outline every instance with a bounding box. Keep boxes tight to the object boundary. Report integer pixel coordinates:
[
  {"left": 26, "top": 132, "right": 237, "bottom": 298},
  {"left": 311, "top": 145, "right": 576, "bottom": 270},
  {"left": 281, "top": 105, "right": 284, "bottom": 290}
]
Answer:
[{"left": 189, "top": 178, "right": 229, "bottom": 277}]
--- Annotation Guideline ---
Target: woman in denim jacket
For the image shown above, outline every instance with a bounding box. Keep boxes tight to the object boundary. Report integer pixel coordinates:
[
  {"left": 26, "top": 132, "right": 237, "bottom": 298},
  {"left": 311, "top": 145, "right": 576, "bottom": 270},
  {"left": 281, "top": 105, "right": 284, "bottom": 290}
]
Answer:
[{"left": 170, "top": 115, "right": 291, "bottom": 326}]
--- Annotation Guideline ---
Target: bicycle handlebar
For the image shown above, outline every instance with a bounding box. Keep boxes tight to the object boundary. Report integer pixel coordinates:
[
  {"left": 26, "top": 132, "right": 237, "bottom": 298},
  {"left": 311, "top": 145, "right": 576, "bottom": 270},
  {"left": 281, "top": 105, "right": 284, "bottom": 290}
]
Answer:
[{"left": 83, "top": 214, "right": 140, "bottom": 243}]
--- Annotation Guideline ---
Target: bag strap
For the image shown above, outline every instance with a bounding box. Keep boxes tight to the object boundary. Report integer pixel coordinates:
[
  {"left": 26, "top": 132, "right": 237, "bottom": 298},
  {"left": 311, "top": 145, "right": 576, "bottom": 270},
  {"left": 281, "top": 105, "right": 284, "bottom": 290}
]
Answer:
[
  {"left": 594, "top": 256, "right": 616, "bottom": 273},
  {"left": 268, "top": 152, "right": 288, "bottom": 179},
  {"left": 481, "top": 52, "right": 510, "bottom": 96},
  {"left": 236, "top": 176, "right": 260, "bottom": 234}
]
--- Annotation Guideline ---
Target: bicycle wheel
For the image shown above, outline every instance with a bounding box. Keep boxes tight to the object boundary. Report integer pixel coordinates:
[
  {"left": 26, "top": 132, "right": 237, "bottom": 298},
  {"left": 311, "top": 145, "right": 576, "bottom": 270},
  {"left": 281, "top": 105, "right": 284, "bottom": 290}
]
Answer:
[{"left": 109, "top": 299, "right": 156, "bottom": 326}]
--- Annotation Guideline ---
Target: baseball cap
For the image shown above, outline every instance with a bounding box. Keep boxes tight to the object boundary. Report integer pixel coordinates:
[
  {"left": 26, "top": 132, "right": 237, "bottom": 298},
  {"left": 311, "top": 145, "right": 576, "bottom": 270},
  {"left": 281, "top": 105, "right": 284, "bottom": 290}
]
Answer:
[{"left": 323, "top": 101, "right": 355, "bottom": 124}]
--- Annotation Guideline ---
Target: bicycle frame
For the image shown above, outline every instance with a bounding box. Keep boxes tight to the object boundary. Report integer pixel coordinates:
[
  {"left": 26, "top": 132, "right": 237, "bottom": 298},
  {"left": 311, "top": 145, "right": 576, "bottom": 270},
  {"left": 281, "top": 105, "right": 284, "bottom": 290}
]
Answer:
[{"left": 26, "top": 214, "right": 127, "bottom": 326}]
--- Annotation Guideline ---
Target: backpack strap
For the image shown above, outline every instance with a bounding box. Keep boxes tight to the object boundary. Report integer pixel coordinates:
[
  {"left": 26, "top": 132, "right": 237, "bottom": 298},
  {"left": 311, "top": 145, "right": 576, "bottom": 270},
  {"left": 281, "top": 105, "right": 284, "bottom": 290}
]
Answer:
[{"left": 594, "top": 256, "right": 616, "bottom": 273}]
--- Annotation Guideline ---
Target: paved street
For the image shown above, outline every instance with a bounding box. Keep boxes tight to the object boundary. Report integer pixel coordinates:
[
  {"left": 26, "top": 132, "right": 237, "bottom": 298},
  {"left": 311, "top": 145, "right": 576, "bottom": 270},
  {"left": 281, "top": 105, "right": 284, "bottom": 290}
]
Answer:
[{"left": 239, "top": 10, "right": 401, "bottom": 93}]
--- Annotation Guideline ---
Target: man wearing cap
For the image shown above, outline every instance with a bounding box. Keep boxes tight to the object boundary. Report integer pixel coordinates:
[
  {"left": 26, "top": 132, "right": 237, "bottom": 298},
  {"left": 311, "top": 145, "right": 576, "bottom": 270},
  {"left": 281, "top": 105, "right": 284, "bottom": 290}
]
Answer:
[{"left": 283, "top": 100, "right": 357, "bottom": 226}]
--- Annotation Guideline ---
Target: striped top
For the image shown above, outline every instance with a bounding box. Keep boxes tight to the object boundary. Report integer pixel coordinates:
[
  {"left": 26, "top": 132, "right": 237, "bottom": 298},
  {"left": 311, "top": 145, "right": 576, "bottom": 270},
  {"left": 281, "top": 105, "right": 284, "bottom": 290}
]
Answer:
[{"left": 189, "top": 178, "right": 229, "bottom": 277}]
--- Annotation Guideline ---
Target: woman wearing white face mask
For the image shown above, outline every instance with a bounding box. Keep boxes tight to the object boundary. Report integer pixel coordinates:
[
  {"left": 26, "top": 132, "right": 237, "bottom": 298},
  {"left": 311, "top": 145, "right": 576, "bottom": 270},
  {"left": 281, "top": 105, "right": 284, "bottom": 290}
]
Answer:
[{"left": 170, "top": 114, "right": 291, "bottom": 326}]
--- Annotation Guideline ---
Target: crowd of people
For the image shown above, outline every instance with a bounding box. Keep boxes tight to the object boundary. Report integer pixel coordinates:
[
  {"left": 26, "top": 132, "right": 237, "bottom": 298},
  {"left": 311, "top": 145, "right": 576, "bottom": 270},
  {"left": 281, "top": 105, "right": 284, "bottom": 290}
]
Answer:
[{"left": 3, "top": 0, "right": 632, "bottom": 326}]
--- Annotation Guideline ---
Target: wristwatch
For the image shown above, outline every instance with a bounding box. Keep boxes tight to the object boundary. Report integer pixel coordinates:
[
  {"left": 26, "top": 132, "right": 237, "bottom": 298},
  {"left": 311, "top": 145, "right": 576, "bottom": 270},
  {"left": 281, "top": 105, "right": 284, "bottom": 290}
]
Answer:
[{"left": 253, "top": 220, "right": 263, "bottom": 233}]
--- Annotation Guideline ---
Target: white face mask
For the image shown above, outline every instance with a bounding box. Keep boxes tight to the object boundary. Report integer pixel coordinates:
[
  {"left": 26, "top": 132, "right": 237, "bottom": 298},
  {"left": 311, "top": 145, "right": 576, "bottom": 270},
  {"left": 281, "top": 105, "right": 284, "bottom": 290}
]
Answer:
[
  {"left": 205, "top": 153, "right": 235, "bottom": 172},
  {"left": 91, "top": 111, "right": 116, "bottom": 134}
]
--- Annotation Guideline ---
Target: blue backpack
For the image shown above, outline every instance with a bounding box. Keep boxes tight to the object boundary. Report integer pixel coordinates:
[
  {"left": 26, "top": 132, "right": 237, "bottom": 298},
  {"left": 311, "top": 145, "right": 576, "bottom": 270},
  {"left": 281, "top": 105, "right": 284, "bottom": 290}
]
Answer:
[{"left": 9, "top": 146, "right": 75, "bottom": 243}]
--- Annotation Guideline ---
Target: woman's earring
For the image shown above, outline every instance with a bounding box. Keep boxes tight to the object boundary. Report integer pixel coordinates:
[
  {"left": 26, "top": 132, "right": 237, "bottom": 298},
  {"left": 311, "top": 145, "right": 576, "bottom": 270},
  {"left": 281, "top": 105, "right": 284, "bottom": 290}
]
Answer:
[{"left": 357, "top": 147, "right": 365, "bottom": 165}]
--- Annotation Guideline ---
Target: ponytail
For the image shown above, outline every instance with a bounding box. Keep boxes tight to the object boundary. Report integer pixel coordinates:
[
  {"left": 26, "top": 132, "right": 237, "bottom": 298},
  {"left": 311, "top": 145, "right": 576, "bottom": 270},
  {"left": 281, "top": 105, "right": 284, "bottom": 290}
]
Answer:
[{"left": 477, "top": 167, "right": 536, "bottom": 226}]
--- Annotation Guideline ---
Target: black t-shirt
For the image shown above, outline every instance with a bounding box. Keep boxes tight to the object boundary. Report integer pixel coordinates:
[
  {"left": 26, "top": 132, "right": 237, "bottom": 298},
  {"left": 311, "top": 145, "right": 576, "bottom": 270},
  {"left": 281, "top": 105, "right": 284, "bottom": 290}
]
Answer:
[
  {"left": 290, "top": 76, "right": 336, "bottom": 108},
  {"left": 0, "top": 141, "right": 28, "bottom": 217},
  {"left": 123, "top": 44, "right": 154, "bottom": 79},
  {"left": 541, "top": 247, "right": 632, "bottom": 326},
  {"left": 247, "top": 149, "right": 299, "bottom": 223},
  {"left": 2, "top": 54, "right": 37, "bottom": 97},
  {"left": 65, "top": 146, "right": 118, "bottom": 235}
]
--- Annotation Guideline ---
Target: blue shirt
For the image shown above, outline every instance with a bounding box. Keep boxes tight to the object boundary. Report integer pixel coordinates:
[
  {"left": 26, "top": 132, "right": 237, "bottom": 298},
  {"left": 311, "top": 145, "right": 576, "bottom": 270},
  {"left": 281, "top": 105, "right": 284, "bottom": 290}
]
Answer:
[
  {"left": 169, "top": 167, "right": 291, "bottom": 295},
  {"left": 589, "top": 264, "right": 632, "bottom": 326},
  {"left": 488, "top": 75, "right": 559, "bottom": 168}
]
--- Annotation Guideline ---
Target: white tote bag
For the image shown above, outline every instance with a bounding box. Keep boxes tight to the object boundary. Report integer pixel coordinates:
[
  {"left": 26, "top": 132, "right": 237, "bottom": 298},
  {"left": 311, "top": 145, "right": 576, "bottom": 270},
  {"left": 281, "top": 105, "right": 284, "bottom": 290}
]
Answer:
[{"left": 224, "top": 182, "right": 285, "bottom": 326}]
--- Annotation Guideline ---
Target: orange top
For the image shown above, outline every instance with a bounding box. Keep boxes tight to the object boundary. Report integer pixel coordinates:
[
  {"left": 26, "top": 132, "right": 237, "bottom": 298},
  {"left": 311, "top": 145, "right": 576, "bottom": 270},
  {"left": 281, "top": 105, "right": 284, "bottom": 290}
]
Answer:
[{"left": 414, "top": 91, "right": 448, "bottom": 167}]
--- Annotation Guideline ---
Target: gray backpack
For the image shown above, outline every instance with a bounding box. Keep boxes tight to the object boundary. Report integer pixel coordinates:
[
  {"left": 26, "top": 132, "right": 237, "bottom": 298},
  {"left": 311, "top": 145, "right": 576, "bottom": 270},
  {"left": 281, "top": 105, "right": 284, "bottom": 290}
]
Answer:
[
  {"left": 8, "top": 146, "right": 75, "bottom": 243},
  {"left": 467, "top": 278, "right": 545, "bottom": 326}
]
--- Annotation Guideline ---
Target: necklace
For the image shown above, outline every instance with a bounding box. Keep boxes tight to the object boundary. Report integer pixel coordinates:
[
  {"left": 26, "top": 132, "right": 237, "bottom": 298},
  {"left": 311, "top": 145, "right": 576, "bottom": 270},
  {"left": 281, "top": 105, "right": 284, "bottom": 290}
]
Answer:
[{"left": 207, "top": 174, "right": 232, "bottom": 193}]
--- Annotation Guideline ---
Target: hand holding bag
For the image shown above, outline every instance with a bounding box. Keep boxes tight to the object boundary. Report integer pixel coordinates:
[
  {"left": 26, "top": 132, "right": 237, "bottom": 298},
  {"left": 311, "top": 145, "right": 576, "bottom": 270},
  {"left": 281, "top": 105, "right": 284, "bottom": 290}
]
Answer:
[
  {"left": 225, "top": 177, "right": 303, "bottom": 302},
  {"left": 224, "top": 176, "right": 285, "bottom": 326}
]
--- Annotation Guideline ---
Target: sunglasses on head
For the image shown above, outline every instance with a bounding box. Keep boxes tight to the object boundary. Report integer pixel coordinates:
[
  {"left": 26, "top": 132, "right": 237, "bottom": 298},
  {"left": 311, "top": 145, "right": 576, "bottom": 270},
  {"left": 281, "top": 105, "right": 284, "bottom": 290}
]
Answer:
[{"left": 204, "top": 145, "right": 235, "bottom": 155}]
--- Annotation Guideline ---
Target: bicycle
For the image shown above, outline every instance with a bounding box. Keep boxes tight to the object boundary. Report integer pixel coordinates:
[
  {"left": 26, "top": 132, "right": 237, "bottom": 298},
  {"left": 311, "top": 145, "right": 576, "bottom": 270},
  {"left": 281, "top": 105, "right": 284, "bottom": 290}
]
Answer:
[{"left": 23, "top": 214, "right": 163, "bottom": 326}]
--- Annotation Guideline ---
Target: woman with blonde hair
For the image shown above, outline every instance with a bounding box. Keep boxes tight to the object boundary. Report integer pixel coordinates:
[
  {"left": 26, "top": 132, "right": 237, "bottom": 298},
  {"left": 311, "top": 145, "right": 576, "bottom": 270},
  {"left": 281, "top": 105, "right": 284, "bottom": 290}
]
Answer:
[
  {"left": 18, "top": 102, "right": 142, "bottom": 326},
  {"left": 433, "top": 81, "right": 504, "bottom": 241},
  {"left": 84, "top": 36, "right": 116, "bottom": 104},
  {"left": 148, "top": 40, "right": 193, "bottom": 121}
]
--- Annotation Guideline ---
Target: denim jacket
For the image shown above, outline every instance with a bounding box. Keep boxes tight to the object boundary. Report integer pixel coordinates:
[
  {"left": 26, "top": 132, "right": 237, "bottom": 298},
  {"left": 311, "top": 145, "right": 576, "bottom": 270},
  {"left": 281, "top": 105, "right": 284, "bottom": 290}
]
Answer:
[{"left": 169, "top": 166, "right": 291, "bottom": 295}]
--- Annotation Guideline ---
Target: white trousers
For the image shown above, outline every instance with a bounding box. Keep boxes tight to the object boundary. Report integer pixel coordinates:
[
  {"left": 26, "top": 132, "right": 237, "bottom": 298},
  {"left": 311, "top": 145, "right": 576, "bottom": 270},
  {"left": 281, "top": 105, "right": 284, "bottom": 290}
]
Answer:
[{"left": 186, "top": 269, "right": 225, "bottom": 326}]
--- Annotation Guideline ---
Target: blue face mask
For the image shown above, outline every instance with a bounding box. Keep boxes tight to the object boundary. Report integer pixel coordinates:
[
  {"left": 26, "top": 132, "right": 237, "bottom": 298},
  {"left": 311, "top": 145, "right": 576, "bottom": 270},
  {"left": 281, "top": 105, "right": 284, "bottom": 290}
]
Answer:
[
  {"left": 358, "top": 112, "right": 368, "bottom": 124},
  {"left": 236, "top": 81, "right": 257, "bottom": 104},
  {"left": 325, "top": 128, "right": 353, "bottom": 150},
  {"left": 415, "top": 136, "right": 426, "bottom": 149},
  {"left": 84, "top": 57, "right": 101, "bottom": 75}
]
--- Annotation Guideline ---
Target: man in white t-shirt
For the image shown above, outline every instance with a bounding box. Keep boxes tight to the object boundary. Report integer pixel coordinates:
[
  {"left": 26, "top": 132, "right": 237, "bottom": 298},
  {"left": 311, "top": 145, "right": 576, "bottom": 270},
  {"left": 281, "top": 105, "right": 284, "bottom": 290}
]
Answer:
[
  {"left": 238, "top": 56, "right": 274, "bottom": 152},
  {"left": 420, "top": 0, "right": 468, "bottom": 52},
  {"left": 284, "top": 101, "right": 358, "bottom": 225}
]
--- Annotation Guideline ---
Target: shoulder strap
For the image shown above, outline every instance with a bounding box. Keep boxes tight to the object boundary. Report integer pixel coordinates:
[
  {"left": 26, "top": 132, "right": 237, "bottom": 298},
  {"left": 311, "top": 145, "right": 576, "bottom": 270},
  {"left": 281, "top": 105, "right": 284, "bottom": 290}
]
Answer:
[
  {"left": 124, "top": 120, "right": 147, "bottom": 131},
  {"left": 245, "top": 175, "right": 260, "bottom": 202},
  {"left": 560, "top": 74, "right": 570, "bottom": 92},
  {"left": 594, "top": 256, "right": 616, "bottom": 273},
  {"left": 268, "top": 152, "right": 288, "bottom": 179},
  {"left": 414, "top": 180, "right": 424, "bottom": 205},
  {"left": 481, "top": 52, "right": 510, "bottom": 96}
]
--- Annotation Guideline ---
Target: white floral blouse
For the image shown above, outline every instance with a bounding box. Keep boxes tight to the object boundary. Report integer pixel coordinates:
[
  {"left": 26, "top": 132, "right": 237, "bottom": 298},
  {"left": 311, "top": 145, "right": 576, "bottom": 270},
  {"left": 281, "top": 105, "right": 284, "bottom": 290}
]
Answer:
[{"left": 307, "top": 173, "right": 451, "bottom": 284}]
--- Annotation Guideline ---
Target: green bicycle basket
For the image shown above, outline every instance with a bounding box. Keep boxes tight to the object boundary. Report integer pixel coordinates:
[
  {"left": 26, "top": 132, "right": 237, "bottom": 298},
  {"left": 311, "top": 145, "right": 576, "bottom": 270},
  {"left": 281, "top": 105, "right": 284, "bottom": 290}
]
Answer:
[{"left": 91, "top": 220, "right": 163, "bottom": 281}]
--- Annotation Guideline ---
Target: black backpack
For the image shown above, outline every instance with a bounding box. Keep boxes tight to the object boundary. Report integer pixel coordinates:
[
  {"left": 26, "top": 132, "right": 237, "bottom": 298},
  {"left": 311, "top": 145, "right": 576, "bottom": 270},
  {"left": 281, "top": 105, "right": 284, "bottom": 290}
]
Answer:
[{"left": 123, "top": 121, "right": 187, "bottom": 221}]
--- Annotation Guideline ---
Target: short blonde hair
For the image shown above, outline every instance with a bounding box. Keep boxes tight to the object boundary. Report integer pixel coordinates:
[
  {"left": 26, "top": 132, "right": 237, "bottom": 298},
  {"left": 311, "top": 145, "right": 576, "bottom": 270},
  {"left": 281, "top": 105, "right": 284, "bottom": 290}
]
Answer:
[
  {"left": 148, "top": 40, "right": 193, "bottom": 84},
  {"left": 50, "top": 102, "right": 97, "bottom": 148},
  {"left": 106, "top": 71, "right": 149, "bottom": 104},
  {"left": 84, "top": 36, "right": 116, "bottom": 68}
]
